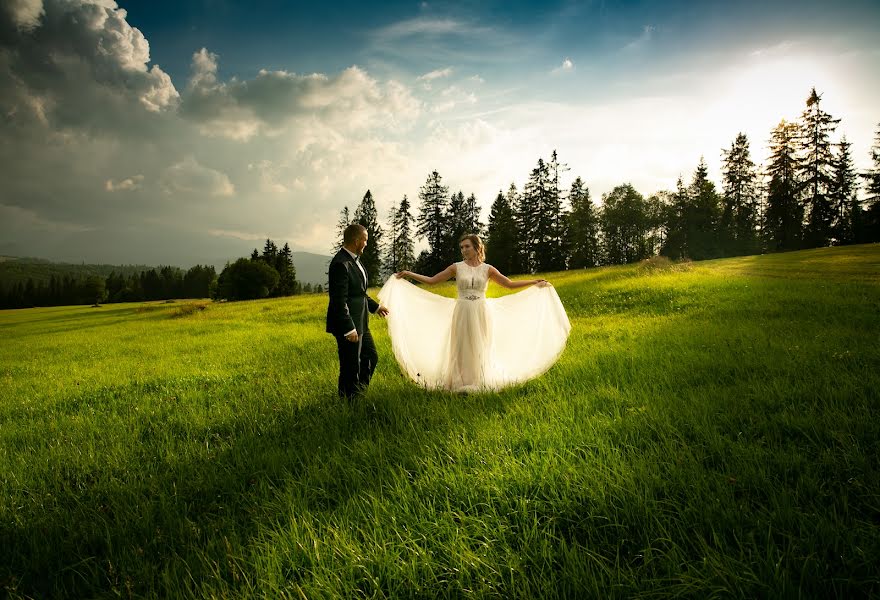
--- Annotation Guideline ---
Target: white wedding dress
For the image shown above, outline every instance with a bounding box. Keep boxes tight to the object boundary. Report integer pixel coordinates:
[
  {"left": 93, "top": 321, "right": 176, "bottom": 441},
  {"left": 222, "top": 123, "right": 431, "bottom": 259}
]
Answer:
[{"left": 377, "top": 261, "right": 571, "bottom": 392}]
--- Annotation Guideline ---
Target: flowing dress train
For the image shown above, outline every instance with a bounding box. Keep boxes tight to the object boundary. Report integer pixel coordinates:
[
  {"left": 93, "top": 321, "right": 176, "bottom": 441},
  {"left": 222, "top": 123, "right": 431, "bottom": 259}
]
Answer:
[{"left": 377, "top": 262, "right": 571, "bottom": 392}]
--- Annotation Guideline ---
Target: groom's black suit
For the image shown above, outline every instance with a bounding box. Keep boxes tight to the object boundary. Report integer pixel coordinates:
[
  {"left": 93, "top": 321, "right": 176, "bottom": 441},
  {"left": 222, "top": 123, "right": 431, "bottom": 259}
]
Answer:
[{"left": 326, "top": 248, "right": 380, "bottom": 399}]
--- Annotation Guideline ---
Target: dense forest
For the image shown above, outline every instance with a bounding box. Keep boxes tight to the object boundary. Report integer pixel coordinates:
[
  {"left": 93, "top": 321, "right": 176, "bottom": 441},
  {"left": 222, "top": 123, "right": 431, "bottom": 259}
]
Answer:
[
  {"left": 0, "top": 240, "right": 319, "bottom": 309},
  {"left": 336, "top": 88, "right": 879, "bottom": 286}
]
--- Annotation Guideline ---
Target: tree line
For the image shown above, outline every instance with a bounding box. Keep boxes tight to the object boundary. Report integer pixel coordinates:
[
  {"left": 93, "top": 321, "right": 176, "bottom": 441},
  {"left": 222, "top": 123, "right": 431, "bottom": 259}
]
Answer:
[
  {"left": 0, "top": 264, "right": 217, "bottom": 309},
  {"left": 215, "top": 239, "right": 314, "bottom": 301},
  {"left": 334, "top": 87, "right": 879, "bottom": 286},
  {"left": 0, "top": 238, "right": 325, "bottom": 308}
]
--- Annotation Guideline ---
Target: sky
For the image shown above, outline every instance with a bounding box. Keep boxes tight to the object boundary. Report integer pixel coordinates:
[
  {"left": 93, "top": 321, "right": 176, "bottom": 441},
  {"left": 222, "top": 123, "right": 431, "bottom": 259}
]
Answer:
[{"left": 1, "top": 0, "right": 879, "bottom": 266}]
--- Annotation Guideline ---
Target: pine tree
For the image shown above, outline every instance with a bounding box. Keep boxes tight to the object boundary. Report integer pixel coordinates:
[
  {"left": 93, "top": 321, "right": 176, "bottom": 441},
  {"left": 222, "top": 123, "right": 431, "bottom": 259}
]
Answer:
[
  {"left": 721, "top": 133, "right": 760, "bottom": 256},
  {"left": 506, "top": 183, "right": 524, "bottom": 273},
  {"left": 445, "top": 190, "right": 469, "bottom": 265},
  {"left": 416, "top": 171, "right": 450, "bottom": 274},
  {"left": 798, "top": 88, "right": 840, "bottom": 248},
  {"left": 276, "top": 242, "right": 298, "bottom": 295},
  {"left": 765, "top": 119, "right": 803, "bottom": 251},
  {"left": 830, "top": 136, "right": 859, "bottom": 244},
  {"left": 566, "top": 177, "right": 601, "bottom": 268},
  {"left": 662, "top": 176, "right": 690, "bottom": 259},
  {"left": 391, "top": 195, "right": 416, "bottom": 273},
  {"left": 464, "top": 193, "right": 483, "bottom": 236},
  {"left": 354, "top": 190, "right": 384, "bottom": 286},
  {"left": 261, "top": 239, "right": 278, "bottom": 265},
  {"left": 382, "top": 201, "right": 398, "bottom": 277},
  {"left": 334, "top": 206, "right": 351, "bottom": 252},
  {"left": 485, "top": 190, "right": 519, "bottom": 273},
  {"left": 860, "top": 123, "right": 880, "bottom": 242},
  {"left": 687, "top": 157, "right": 721, "bottom": 260},
  {"left": 519, "top": 159, "right": 549, "bottom": 273},
  {"left": 537, "top": 150, "right": 569, "bottom": 272}
]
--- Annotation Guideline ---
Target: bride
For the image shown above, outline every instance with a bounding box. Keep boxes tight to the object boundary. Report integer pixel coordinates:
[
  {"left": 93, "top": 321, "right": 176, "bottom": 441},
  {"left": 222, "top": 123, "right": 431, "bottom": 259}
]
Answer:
[{"left": 378, "top": 234, "right": 571, "bottom": 392}]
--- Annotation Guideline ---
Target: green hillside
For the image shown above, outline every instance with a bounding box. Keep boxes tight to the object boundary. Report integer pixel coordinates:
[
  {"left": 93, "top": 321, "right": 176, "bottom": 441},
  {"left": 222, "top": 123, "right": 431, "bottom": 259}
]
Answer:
[
  {"left": 1, "top": 244, "right": 878, "bottom": 598},
  {"left": 0, "top": 256, "right": 157, "bottom": 287}
]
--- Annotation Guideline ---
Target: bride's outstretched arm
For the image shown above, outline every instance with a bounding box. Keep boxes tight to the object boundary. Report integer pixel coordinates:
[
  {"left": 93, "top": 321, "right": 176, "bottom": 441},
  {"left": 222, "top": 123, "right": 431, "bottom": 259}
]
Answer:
[
  {"left": 395, "top": 264, "right": 456, "bottom": 285},
  {"left": 488, "top": 266, "right": 549, "bottom": 289}
]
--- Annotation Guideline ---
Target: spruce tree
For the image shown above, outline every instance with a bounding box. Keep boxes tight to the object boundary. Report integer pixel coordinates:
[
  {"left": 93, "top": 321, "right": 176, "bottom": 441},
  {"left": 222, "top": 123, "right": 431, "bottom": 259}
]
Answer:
[
  {"left": 334, "top": 206, "right": 351, "bottom": 252},
  {"left": 354, "top": 190, "right": 384, "bottom": 287},
  {"left": 276, "top": 242, "right": 298, "bottom": 295},
  {"left": 506, "top": 183, "right": 524, "bottom": 273},
  {"left": 391, "top": 195, "right": 416, "bottom": 273},
  {"left": 416, "top": 171, "right": 450, "bottom": 273},
  {"left": 721, "top": 133, "right": 760, "bottom": 256},
  {"left": 566, "top": 177, "right": 600, "bottom": 268},
  {"left": 464, "top": 193, "right": 483, "bottom": 236},
  {"left": 445, "top": 190, "right": 469, "bottom": 264},
  {"left": 519, "top": 159, "right": 549, "bottom": 273},
  {"left": 830, "top": 136, "right": 859, "bottom": 244},
  {"left": 860, "top": 123, "right": 880, "bottom": 242},
  {"left": 382, "top": 201, "right": 399, "bottom": 277},
  {"left": 687, "top": 157, "right": 721, "bottom": 260},
  {"left": 765, "top": 119, "right": 802, "bottom": 251},
  {"left": 661, "top": 176, "right": 690, "bottom": 259},
  {"left": 798, "top": 88, "right": 840, "bottom": 247},
  {"left": 485, "top": 190, "right": 519, "bottom": 273},
  {"left": 262, "top": 239, "right": 278, "bottom": 266},
  {"left": 537, "top": 150, "right": 569, "bottom": 272}
]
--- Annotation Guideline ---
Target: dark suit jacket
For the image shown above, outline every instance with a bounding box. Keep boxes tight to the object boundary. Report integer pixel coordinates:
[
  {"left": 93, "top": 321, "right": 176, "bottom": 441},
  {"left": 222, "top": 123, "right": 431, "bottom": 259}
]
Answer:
[{"left": 326, "top": 248, "right": 379, "bottom": 336}]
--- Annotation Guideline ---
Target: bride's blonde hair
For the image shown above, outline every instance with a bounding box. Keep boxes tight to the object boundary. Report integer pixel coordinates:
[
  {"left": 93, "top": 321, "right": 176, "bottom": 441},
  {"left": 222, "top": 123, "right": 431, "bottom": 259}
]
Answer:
[{"left": 459, "top": 233, "right": 485, "bottom": 262}]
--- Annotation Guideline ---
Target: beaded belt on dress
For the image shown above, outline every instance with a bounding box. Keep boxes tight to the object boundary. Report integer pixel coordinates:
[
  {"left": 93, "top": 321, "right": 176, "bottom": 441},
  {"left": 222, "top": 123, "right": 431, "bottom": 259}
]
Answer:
[{"left": 462, "top": 293, "right": 485, "bottom": 301}]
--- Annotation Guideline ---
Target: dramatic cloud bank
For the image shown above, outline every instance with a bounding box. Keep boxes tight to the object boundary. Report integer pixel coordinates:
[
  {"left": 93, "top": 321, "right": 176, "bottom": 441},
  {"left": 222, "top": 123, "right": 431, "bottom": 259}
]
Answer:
[{"left": 1, "top": 1, "right": 877, "bottom": 266}]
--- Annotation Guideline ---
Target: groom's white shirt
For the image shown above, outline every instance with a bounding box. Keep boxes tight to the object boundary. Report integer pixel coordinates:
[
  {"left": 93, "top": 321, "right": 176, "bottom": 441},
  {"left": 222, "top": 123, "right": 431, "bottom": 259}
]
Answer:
[{"left": 342, "top": 247, "right": 367, "bottom": 339}]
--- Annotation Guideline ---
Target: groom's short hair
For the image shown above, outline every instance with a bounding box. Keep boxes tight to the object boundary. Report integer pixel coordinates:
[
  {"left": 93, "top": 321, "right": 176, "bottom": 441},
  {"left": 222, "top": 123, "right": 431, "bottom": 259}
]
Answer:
[{"left": 343, "top": 223, "right": 367, "bottom": 244}]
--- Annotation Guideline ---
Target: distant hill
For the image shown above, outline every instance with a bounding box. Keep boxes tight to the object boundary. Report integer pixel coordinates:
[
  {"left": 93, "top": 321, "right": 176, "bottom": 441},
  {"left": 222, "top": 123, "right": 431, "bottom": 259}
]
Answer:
[
  {"left": 0, "top": 257, "right": 156, "bottom": 288},
  {"left": 0, "top": 252, "right": 332, "bottom": 289},
  {"left": 288, "top": 251, "right": 331, "bottom": 287},
  {"left": 206, "top": 251, "right": 330, "bottom": 287}
]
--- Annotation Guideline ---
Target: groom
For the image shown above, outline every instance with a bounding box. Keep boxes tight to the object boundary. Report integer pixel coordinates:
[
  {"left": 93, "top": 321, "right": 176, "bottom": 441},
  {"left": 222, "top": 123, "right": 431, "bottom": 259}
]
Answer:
[{"left": 326, "top": 223, "right": 389, "bottom": 399}]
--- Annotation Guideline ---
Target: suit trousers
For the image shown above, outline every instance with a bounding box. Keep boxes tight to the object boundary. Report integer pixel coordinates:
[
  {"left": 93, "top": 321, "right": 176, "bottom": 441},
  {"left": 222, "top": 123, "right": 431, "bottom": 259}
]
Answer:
[{"left": 335, "top": 328, "right": 378, "bottom": 399}]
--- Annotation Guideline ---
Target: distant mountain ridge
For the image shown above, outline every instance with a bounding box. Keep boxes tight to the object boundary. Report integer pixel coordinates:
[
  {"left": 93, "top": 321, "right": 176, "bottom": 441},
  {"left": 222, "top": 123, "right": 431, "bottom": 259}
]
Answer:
[{"left": 0, "top": 252, "right": 332, "bottom": 288}]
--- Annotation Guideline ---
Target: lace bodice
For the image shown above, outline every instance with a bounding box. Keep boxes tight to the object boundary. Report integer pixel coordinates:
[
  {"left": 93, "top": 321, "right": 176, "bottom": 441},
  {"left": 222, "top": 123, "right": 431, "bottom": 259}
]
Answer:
[{"left": 456, "top": 261, "right": 490, "bottom": 300}]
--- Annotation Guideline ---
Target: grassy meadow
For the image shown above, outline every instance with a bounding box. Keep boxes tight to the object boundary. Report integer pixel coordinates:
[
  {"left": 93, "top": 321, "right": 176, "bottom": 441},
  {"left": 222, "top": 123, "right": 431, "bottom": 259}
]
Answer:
[{"left": 1, "top": 244, "right": 879, "bottom": 598}]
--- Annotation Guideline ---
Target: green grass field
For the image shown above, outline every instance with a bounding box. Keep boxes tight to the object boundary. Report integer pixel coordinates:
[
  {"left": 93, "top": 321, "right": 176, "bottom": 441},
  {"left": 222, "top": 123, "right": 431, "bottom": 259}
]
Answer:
[{"left": 2, "top": 245, "right": 879, "bottom": 598}]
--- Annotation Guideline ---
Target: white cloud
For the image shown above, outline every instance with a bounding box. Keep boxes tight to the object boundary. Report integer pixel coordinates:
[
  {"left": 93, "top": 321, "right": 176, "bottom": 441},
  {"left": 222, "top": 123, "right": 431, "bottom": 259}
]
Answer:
[
  {"left": 373, "top": 17, "right": 476, "bottom": 40},
  {"left": 417, "top": 67, "right": 453, "bottom": 90},
  {"left": 247, "top": 160, "right": 290, "bottom": 194},
  {"left": 551, "top": 57, "right": 574, "bottom": 74},
  {"left": 182, "top": 50, "right": 421, "bottom": 140},
  {"left": 208, "top": 228, "right": 267, "bottom": 241},
  {"left": 623, "top": 25, "right": 656, "bottom": 52},
  {"left": 417, "top": 67, "right": 453, "bottom": 81},
  {"left": 161, "top": 157, "right": 235, "bottom": 197},
  {"left": 432, "top": 85, "right": 477, "bottom": 113},
  {"left": 750, "top": 40, "right": 797, "bottom": 58},
  {"left": 0, "top": 0, "right": 179, "bottom": 136},
  {"left": 2, "top": 0, "right": 44, "bottom": 31},
  {"left": 105, "top": 174, "right": 143, "bottom": 192}
]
